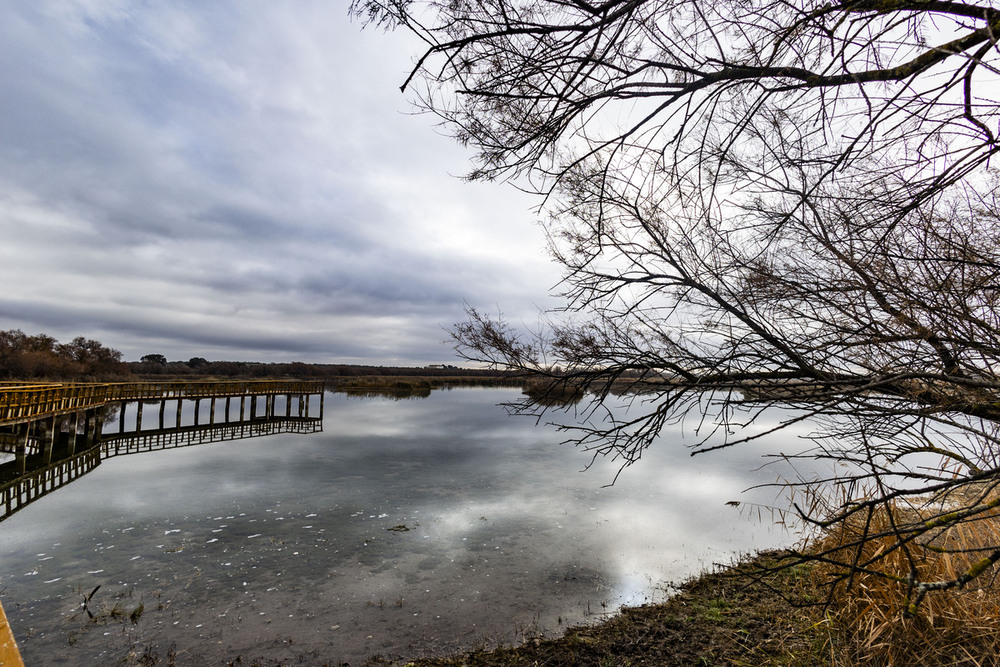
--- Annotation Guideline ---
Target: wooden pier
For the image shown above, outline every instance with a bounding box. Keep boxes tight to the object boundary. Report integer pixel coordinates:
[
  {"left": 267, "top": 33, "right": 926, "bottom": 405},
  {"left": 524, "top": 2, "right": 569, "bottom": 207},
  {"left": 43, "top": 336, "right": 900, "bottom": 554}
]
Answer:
[
  {"left": 104, "top": 380, "right": 324, "bottom": 436},
  {"left": 0, "top": 379, "right": 325, "bottom": 428},
  {"left": 0, "top": 379, "right": 325, "bottom": 519}
]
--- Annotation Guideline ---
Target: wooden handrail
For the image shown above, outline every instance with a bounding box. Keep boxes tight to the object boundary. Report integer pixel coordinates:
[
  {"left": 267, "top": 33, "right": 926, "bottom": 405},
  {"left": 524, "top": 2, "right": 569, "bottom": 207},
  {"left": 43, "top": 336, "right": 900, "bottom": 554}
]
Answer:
[{"left": 0, "top": 380, "right": 325, "bottom": 426}]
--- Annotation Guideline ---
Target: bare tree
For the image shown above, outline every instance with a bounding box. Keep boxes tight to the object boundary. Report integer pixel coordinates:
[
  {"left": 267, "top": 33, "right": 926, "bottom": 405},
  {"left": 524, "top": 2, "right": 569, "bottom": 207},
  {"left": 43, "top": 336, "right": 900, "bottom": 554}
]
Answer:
[{"left": 355, "top": 0, "right": 1000, "bottom": 613}]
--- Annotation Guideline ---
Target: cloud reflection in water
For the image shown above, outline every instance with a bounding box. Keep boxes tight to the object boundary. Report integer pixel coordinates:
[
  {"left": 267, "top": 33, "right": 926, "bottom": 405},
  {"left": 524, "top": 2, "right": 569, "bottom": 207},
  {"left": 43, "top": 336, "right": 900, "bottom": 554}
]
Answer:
[{"left": 0, "top": 387, "right": 816, "bottom": 664}]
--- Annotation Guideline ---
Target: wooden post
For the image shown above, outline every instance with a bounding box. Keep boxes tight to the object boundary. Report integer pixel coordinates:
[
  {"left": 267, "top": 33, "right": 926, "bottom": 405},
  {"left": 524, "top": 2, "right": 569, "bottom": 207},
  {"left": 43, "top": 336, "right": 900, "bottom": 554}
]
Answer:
[
  {"left": 176, "top": 399, "right": 183, "bottom": 428},
  {"left": 83, "top": 410, "right": 93, "bottom": 449},
  {"left": 194, "top": 399, "right": 201, "bottom": 425},
  {"left": 135, "top": 402, "right": 143, "bottom": 433},
  {"left": 15, "top": 425, "right": 27, "bottom": 475},
  {"left": 225, "top": 396, "right": 232, "bottom": 423},
  {"left": 159, "top": 400, "right": 166, "bottom": 429},
  {"left": 67, "top": 411, "right": 79, "bottom": 456},
  {"left": 286, "top": 394, "right": 292, "bottom": 417},
  {"left": 210, "top": 398, "right": 217, "bottom": 425},
  {"left": 119, "top": 402, "right": 126, "bottom": 434},
  {"left": 250, "top": 396, "right": 257, "bottom": 420},
  {"left": 87, "top": 408, "right": 101, "bottom": 448},
  {"left": 43, "top": 416, "right": 57, "bottom": 465}
]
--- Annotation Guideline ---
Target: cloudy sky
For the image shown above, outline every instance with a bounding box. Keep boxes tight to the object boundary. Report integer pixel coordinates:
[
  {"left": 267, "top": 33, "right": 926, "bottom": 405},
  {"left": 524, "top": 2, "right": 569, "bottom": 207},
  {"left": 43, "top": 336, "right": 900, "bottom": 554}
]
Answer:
[{"left": 0, "top": 1, "right": 560, "bottom": 365}]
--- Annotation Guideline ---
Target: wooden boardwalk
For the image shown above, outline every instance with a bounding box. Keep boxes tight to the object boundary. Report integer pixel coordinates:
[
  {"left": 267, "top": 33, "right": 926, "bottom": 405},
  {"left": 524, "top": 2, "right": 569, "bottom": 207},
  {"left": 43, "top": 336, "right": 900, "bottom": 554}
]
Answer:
[
  {"left": 0, "top": 383, "right": 107, "bottom": 427},
  {"left": 0, "top": 380, "right": 325, "bottom": 427}
]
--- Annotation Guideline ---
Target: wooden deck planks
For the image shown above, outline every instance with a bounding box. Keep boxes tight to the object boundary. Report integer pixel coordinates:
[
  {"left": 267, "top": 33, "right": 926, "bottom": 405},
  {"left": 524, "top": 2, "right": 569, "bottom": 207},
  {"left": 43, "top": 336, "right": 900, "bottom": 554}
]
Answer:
[{"left": 0, "top": 598, "right": 24, "bottom": 667}]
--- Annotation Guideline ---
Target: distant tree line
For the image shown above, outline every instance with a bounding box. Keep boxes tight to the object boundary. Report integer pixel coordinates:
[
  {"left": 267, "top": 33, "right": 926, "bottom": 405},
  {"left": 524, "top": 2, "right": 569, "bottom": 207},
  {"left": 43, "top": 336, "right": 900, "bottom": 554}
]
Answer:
[
  {"left": 129, "top": 356, "right": 502, "bottom": 381},
  {"left": 0, "top": 330, "right": 126, "bottom": 381},
  {"left": 0, "top": 329, "right": 501, "bottom": 382}
]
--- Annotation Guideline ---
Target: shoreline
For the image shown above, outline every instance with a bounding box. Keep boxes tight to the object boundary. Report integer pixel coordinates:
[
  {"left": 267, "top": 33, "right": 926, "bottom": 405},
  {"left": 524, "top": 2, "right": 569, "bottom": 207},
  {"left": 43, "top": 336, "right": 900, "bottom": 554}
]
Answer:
[
  {"left": 209, "top": 551, "right": 828, "bottom": 667},
  {"left": 360, "top": 550, "right": 827, "bottom": 667}
]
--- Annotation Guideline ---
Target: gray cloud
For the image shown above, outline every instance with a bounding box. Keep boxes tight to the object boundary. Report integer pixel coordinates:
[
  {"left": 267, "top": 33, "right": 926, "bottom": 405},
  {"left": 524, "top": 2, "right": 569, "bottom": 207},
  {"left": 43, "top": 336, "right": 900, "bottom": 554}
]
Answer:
[{"left": 0, "top": 1, "right": 560, "bottom": 364}]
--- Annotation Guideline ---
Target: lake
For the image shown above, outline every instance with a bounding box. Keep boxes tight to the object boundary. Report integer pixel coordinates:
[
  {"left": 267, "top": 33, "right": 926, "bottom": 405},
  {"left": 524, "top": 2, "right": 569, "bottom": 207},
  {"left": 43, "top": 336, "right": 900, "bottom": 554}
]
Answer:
[{"left": 0, "top": 387, "right": 812, "bottom": 665}]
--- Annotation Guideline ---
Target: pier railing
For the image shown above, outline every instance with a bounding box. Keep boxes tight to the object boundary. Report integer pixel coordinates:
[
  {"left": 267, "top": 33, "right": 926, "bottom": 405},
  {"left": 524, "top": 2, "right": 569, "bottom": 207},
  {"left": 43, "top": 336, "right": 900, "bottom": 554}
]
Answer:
[
  {"left": 0, "top": 380, "right": 325, "bottom": 427},
  {"left": 0, "top": 384, "right": 109, "bottom": 425},
  {"left": 105, "top": 380, "right": 325, "bottom": 401}
]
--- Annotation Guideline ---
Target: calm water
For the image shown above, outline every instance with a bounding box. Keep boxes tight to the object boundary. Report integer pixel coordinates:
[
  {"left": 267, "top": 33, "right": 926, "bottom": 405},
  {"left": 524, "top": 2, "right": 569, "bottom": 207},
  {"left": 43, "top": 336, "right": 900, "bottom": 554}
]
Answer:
[{"left": 0, "top": 387, "right": 812, "bottom": 665}]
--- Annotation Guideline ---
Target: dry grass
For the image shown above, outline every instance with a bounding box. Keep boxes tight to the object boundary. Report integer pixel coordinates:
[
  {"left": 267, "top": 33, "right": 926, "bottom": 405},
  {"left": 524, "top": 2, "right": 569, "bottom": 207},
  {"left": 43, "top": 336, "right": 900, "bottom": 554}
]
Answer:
[{"left": 808, "top": 490, "right": 1000, "bottom": 666}]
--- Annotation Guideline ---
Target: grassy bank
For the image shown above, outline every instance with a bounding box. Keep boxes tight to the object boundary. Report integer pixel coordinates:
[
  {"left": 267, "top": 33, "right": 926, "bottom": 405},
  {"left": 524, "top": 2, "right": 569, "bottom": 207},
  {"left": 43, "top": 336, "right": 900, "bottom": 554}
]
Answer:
[
  {"left": 363, "top": 532, "right": 1000, "bottom": 667},
  {"left": 360, "top": 552, "right": 829, "bottom": 667}
]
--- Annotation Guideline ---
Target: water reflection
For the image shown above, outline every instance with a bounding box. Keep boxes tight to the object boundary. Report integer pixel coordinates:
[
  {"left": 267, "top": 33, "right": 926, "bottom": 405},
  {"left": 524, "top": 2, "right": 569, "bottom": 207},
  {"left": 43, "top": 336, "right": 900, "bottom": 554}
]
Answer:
[
  {"left": 339, "top": 386, "right": 433, "bottom": 400},
  {"left": 102, "top": 417, "right": 323, "bottom": 457},
  {"left": 0, "top": 388, "right": 815, "bottom": 666}
]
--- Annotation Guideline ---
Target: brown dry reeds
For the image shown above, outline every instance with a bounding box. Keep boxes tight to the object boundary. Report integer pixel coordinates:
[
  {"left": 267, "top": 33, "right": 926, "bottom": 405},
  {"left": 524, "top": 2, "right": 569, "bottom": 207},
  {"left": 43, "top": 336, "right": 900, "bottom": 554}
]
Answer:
[{"left": 807, "top": 490, "right": 1000, "bottom": 666}]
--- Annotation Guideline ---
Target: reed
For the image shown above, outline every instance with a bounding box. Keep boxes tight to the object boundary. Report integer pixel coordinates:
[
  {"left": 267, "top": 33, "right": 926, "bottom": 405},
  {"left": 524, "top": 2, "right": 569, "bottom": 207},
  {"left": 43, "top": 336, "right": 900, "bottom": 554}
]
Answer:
[{"left": 809, "top": 491, "right": 1000, "bottom": 666}]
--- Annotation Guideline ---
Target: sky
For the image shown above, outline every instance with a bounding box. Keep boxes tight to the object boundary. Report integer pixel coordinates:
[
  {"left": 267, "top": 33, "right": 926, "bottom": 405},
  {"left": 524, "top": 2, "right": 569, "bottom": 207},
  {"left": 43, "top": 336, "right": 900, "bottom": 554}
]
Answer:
[{"left": 0, "top": 1, "right": 561, "bottom": 365}]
